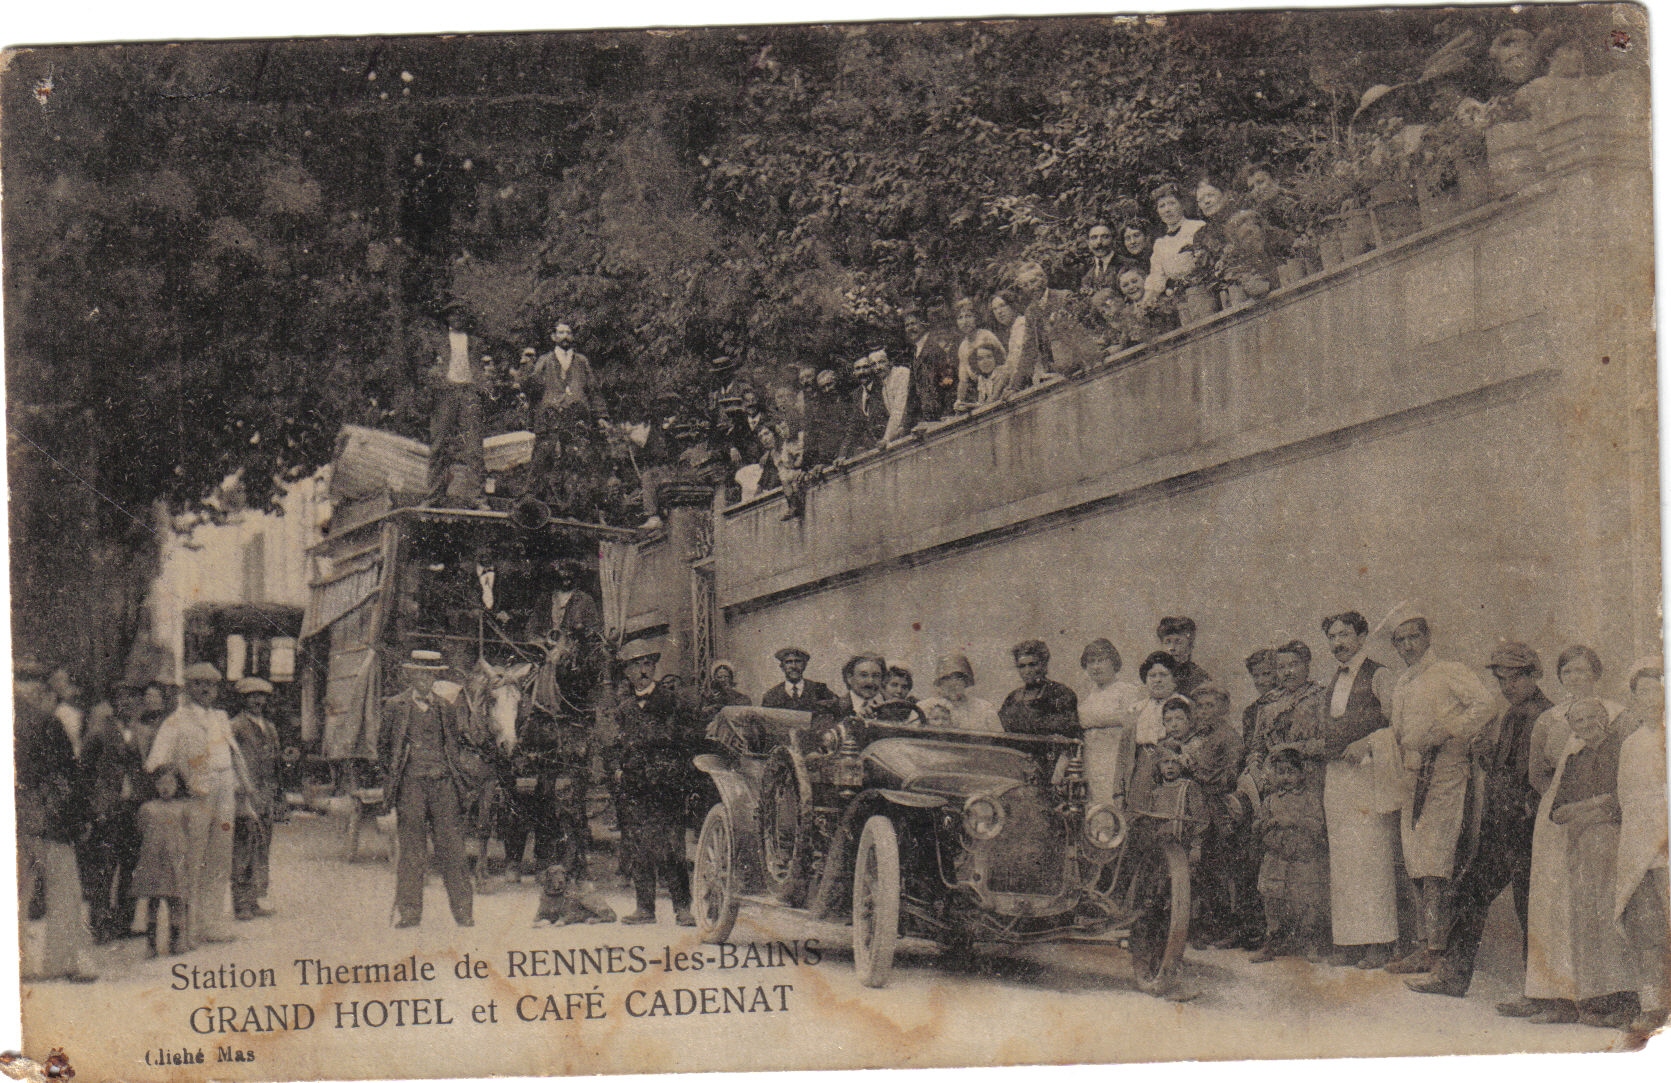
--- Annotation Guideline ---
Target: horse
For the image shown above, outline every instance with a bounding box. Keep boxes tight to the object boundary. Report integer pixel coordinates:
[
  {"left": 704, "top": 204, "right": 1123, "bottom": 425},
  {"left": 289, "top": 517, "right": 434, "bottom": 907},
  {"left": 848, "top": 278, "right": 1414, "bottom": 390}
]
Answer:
[{"left": 456, "top": 657, "right": 535, "bottom": 891}]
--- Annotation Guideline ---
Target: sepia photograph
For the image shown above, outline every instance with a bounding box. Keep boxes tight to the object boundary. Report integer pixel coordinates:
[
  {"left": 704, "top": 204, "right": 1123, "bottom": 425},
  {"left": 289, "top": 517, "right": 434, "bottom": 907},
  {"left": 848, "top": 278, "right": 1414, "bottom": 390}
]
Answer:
[{"left": 1, "top": 1, "right": 1666, "bottom": 1080}]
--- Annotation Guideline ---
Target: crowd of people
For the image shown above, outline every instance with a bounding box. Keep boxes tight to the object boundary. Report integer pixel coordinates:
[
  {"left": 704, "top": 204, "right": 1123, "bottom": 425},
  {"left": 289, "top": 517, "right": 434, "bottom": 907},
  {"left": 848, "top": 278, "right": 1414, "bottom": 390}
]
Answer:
[
  {"left": 708, "top": 613, "right": 1668, "bottom": 1038},
  {"left": 416, "top": 22, "right": 1631, "bottom": 528},
  {"left": 14, "top": 659, "right": 285, "bottom": 981}
]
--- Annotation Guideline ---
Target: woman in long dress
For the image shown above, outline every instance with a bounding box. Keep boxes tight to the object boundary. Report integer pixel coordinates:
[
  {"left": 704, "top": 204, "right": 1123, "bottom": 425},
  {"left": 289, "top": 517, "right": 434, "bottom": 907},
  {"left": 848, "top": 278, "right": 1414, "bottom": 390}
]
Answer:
[
  {"left": 1615, "top": 660, "right": 1669, "bottom": 1036},
  {"left": 1077, "top": 639, "right": 1145, "bottom": 804},
  {"left": 1523, "top": 645, "right": 1638, "bottom": 1024}
]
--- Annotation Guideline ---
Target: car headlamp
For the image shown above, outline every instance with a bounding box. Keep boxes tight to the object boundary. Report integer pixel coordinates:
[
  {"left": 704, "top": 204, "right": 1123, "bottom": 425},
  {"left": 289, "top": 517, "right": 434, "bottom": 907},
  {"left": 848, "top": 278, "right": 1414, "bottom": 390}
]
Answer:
[
  {"left": 1083, "top": 803, "right": 1126, "bottom": 850},
  {"left": 962, "top": 794, "right": 1006, "bottom": 841}
]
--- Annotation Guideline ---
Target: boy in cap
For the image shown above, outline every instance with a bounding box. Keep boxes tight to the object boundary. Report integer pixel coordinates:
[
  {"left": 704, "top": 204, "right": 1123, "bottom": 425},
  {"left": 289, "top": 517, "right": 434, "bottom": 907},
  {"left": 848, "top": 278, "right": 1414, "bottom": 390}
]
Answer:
[
  {"left": 230, "top": 677, "right": 281, "bottom": 920},
  {"left": 760, "top": 647, "right": 840, "bottom": 712},
  {"left": 378, "top": 651, "right": 475, "bottom": 928},
  {"left": 1252, "top": 747, "right": 1329, "bottom": 962}
]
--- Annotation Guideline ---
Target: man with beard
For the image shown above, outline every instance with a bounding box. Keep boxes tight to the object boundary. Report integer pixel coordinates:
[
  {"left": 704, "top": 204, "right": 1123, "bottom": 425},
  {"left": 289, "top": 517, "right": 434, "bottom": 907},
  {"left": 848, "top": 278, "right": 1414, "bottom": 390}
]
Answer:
[{"left": 608, "top": 640, "right": 698, "bottom": 926}]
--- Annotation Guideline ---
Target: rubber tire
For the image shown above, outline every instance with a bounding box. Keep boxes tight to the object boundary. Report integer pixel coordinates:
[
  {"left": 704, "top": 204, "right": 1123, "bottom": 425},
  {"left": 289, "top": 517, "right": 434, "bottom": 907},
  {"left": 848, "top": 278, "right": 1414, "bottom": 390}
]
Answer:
[
  {"left": 693, "top": 804, "right": 740, "bottom": 944},
  {"left": 758, "top": 752, "right": 811, "bottom": 905},
  {"left": 852, "top": 816, "right": 902, "bottom": 989},
  {"left": 1128, "top": 838, "right": 1191, "bottom": 995}
]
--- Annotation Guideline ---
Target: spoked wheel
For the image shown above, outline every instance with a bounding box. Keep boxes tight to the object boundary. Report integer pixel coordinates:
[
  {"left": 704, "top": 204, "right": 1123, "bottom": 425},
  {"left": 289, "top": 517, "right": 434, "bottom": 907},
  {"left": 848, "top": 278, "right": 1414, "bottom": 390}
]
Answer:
[
  {"left": 692, "top": 805, "right": 740, "bottom": 944},
  {"left": 852, "top": 816, "right": 902, "bottom": 989},
  {"left": 759, "top": 752, "right": 811, "bottom": 905},
  {"left": 1126, "top": 839, "right": 1191, "bottom": 995}
]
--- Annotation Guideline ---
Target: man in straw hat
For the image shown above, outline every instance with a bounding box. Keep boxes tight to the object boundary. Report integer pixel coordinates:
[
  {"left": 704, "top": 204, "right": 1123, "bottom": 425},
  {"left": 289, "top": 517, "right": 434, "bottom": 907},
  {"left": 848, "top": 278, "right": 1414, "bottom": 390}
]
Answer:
[
  {"left": 146, "top": 661, "right": 249, "bottom": 945},
  {"left": 378, "top": 650, "right": 475, "bottom": 928},
  {"left": 760, "top": 647, "right": 840, "bottom": 712},
  {"left": 607, "top": 639, "right": 699, "bottom": 926},
  {"left": 230, "top": 677, "right": 281, "bottom": 921}
]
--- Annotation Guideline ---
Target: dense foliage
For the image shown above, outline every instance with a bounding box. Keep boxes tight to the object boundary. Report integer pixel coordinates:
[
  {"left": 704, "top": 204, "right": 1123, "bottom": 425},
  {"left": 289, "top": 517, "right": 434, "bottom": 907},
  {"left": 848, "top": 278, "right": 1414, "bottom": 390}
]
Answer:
[{"left": 2, "top": 7, "right": 1608, "bottom": 678}]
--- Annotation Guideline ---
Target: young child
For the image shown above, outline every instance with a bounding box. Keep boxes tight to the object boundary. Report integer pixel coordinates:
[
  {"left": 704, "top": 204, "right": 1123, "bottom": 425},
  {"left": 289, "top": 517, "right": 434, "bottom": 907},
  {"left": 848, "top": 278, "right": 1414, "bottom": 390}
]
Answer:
[
  {"left": 916, "top": 697, "right": 955, "bottom": 728},
  {"left": 131, "top": 769, "right": 192, "bottom": 957},
  {"left": 1252, "top": 747, "right": 1328, "bottom": 963}
]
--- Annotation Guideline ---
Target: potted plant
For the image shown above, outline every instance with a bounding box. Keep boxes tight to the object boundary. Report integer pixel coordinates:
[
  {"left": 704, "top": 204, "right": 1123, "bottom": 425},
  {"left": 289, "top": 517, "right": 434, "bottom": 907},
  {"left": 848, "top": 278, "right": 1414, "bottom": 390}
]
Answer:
[{"left": 1415, "top": 99, "right": 1492, "bottom": 228}]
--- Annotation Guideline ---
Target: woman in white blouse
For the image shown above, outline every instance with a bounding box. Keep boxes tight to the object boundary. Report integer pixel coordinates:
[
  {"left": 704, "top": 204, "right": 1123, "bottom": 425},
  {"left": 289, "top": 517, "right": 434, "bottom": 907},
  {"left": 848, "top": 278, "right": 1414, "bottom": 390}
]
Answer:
[{"left": 1078, "top": 639, "right": 1145, "bottom": 804}]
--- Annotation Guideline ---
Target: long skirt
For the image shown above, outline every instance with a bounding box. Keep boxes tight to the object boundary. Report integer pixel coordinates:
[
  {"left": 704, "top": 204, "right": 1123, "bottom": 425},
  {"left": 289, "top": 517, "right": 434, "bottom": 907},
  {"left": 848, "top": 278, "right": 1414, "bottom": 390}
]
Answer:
[
  {"left": 1325, "top": 759, "right": 1400, "bottom": 945},
  {"left": 1081, "top": 725, "right": 1134, "bottom": 804},
  {"left": 1525, "top": 741, "right": 1639, "bottom": 1001}
]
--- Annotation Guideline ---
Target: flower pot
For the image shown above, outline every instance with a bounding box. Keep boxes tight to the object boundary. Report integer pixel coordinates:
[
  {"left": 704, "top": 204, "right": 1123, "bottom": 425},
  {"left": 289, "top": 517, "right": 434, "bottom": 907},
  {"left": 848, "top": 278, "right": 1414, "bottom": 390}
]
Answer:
[
  {"left": 1224, "top": 283, "right": 1249, "bottom": 308},
  {"left": 1455, "top": 158, "right": 1490, "bottom": 210},
  {"left": 1277, "top": 260, "right": 1304, "bottom": 289},
  {"left": 1181, "top": 284, "right": 1220, "bottom": 325},
  {"left": 1370, "top": 191, "right": 1423, "bottom": 246},
  {"left": 1486, "top": 120, "right": 1542, "bottom": 195},
  {"left": 1416, "top": 186, "right": 1459, "bottom": 230},
  {"left": 1336, "top": 208, "right": 1373, "bottom": 259},
  {"left": 1318, "top": 234, "right": 1344, "bottom": 271}
]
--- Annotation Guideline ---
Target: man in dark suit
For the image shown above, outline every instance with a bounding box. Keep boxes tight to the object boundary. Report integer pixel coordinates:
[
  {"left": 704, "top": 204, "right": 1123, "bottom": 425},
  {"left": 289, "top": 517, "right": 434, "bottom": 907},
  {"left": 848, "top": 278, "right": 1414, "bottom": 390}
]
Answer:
[
  {"left": 1080, "top": 222, "right": 1120, "bottom": 294},
  {"left": 378, "top": 650, "right": 475, "bottom": 929},
  {"left": 229, "top": 678, "right": 281, "bottom": 921},
  {"left": 607, "top": 639, "right": 700, "bottom": 926},
  {"left": 759, "top": 647, "right": 841, "bottom": 712}
]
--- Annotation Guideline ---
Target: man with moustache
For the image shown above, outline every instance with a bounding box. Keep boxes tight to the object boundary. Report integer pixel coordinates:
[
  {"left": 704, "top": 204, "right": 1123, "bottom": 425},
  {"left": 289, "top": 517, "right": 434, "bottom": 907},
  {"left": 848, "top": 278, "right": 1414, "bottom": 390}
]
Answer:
[
  {"left": 1080, "top": 222, "right": 1121, "bottom": 294},
  {"left": 760, "top": 647, "right": 842, "bottom": 713}
]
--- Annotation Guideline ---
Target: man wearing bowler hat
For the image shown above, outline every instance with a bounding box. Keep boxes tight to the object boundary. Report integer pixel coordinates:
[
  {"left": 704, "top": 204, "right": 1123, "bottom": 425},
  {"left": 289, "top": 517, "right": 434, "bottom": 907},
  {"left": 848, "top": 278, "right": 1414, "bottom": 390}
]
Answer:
[
  {"left": 230, "top": 677, "right": 281, "bottom": 920},
  {"left": 379, "top": 650, "right": 475, "bottom": 928},
  {"left": 760, "top": 647, "right": 841, "bottom": 712},
  {"left": 607, "top": 639, "right": 699, "bottom": 925}
]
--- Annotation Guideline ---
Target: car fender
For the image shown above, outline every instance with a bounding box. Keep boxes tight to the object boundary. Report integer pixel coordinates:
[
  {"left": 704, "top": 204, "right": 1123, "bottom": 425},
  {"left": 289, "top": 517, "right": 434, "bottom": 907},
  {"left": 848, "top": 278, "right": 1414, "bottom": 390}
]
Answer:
[
  {"left": 878, "top": 789, "right": 947, "bottom": 809},
  {"left": 693, "top": 752, "right": 768, "bottom": 895}
]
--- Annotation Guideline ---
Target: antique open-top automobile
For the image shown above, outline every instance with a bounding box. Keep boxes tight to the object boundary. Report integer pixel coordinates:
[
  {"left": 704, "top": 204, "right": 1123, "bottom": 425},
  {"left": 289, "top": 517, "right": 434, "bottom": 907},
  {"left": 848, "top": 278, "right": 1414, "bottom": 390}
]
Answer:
[{"left": 692, "top": 707, "right": 1191, "bottom": 991}]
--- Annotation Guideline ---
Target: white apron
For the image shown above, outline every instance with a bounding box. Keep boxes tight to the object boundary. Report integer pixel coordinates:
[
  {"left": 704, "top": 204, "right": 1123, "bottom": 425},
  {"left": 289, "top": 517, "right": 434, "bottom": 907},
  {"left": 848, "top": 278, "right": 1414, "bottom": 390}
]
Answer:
[
  {"left": 1325, "top": 757, "right": 1400, "bottom": 945},
  {"left": 1524, "top": 735, "right": 1639, "bottom": 1001}
]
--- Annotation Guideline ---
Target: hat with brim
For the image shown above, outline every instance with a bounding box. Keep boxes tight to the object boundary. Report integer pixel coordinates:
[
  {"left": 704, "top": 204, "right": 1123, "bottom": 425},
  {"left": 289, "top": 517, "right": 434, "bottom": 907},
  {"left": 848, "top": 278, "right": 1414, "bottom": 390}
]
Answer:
[
  {"left": 774, "top": 647, "right": 810, "bottom": 664},
  {"left": 402, "top": 650, "right": 448, "bottom": 672},
  {"left": 235, "top": 677, "right": 275, "bottom": 696},
  {"left": 183, "top": 662, "right": 224, "bottom": 683},
  {"left": 935, "top": 654, "right": 975, "bottom": 685},
  {"left": 619, "top": 639, "right": 664, "bottom": 664}
]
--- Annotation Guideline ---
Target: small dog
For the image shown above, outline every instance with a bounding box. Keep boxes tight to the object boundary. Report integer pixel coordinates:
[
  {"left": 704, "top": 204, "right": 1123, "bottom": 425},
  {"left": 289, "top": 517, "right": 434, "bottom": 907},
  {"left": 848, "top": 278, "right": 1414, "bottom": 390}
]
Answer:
[{"left": 532, "top": 865, "right": 618, "bottom": 926}]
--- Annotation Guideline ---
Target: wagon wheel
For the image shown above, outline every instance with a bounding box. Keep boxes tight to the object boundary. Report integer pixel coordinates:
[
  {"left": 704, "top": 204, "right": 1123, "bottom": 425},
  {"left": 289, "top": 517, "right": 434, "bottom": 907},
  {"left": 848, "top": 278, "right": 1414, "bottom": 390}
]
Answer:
[
  {"left": 1127, "top": 838, "right": 1190, "bottom": 995},
  {"left": 852, "top": 816, "right": 902, "bottom": 989},
  {"left": 758, "top": 750, "right": 812, "bottom": 906},
  {"left": 692, "top": 804, "right": 740, "bottom": 944}
]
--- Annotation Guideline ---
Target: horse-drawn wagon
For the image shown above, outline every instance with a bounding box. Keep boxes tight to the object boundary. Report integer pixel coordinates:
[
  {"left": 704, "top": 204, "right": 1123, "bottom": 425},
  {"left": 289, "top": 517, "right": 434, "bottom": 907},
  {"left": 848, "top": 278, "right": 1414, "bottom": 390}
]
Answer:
[
  {"left": 299, "top": 501, "right": 637, "bottom": 873},
  {"left": 692, "top": 706, "right": 1193, "bottom": 992}
]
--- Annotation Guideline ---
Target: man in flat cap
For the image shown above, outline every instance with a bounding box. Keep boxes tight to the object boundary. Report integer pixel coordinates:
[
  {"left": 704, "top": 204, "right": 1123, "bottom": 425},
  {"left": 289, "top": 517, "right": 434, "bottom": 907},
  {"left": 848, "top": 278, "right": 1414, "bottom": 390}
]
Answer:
[
  {"left": 1408, "top": 640, "right": 1552, "bottom": 997},
  {"left": 607, "top": 640, "right": 700, "bottom": 925},
  {"left": 378, "top": 651, "right": 475, "bottom": 928},
  {"left": 230, "top": 678, "right": 281, "bottom": 921},
  {"left": 146, "top": 662, "right": 249, "bottom": 945},
  {"left": 760, "top": 647, "right": 841, "bottom": 712}
]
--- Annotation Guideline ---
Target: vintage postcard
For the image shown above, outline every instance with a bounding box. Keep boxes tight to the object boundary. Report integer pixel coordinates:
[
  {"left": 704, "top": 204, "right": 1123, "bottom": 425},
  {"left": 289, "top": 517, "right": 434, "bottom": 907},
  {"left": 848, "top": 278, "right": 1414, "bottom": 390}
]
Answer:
[{"left": 3, "top": 3, "right": 1666, "bottom": 1081}]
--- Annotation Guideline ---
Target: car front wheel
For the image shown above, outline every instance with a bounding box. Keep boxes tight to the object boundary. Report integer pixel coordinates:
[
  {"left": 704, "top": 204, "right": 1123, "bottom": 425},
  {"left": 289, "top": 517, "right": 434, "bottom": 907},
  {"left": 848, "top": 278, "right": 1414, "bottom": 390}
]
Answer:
[
  {"left": 852, "top": 815, "right": 902, "bottom": 988},
  {"left": 693, "top": 804, "right": 740, "bottom": 944},
  {"left": 1127, "top": 838, "right": 1190, "bottom": 995}
]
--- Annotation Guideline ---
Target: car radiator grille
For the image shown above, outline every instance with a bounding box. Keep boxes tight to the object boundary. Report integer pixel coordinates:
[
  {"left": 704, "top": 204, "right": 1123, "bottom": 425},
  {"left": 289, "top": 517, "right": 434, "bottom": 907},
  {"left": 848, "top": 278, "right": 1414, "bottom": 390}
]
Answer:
[{"left": 984, "top": 789, "right": 1067, "bottom": 895}]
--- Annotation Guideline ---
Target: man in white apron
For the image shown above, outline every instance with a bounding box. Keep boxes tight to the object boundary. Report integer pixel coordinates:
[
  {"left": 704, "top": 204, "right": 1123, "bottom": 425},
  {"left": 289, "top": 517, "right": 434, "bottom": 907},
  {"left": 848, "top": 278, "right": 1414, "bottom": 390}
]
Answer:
[{"left": 1319, "top": 611, "right": 1400, "bottom": 969}]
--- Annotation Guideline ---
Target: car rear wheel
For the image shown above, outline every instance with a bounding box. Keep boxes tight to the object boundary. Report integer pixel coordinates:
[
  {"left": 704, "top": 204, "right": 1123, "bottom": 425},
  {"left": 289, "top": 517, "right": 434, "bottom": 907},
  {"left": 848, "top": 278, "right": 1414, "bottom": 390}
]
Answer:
[
  {"left": 693, "top": 804, "right": 740, "bottom": 944},
  {"left": 1128, "top": 838, "right": 1190, "bottom": 995},
  {"left": 852, "top": 815, "right": 902, "bottom": 988}
]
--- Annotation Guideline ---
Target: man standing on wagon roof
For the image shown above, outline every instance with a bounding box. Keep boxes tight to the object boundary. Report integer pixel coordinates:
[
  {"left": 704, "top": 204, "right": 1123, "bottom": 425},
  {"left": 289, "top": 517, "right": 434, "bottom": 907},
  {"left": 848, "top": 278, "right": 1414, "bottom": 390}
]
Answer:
[
  {"left": 760, "top": 647, "right": 841, "bottom": 712},
  {"left": 378, "top": 650, "right": 475, "bottom": 929}
]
